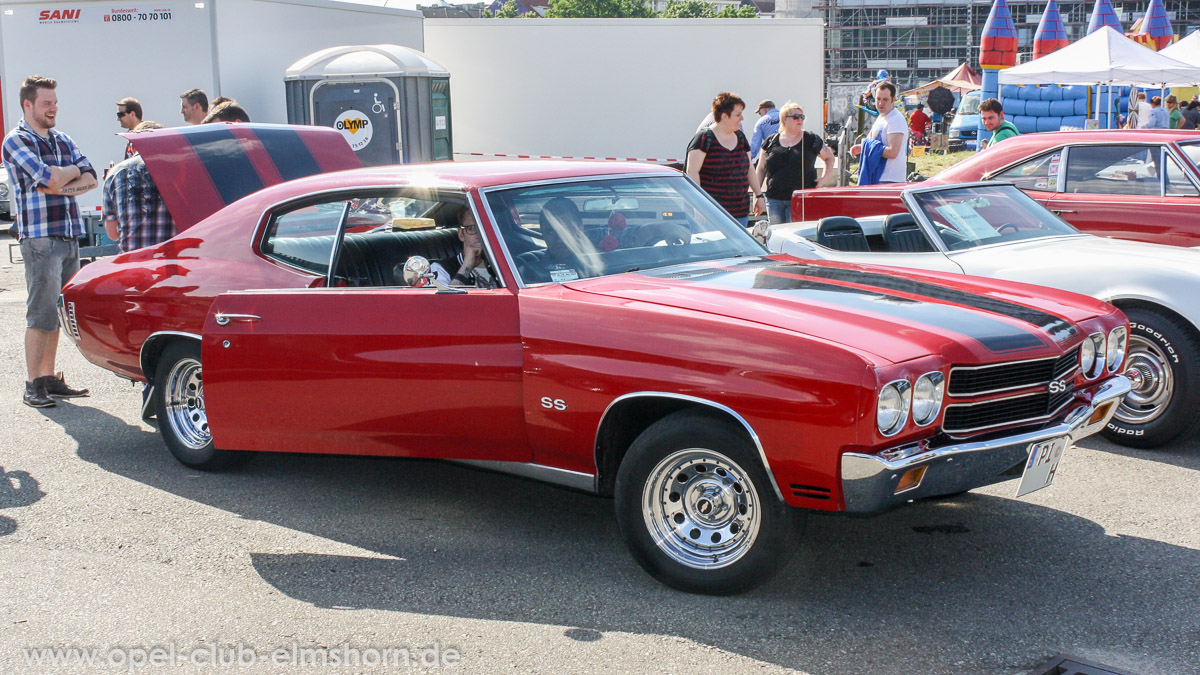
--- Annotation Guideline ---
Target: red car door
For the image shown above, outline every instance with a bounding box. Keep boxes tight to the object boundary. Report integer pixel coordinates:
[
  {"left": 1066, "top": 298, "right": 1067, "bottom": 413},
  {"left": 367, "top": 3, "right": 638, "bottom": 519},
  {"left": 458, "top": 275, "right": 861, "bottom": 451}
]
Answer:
[
  {"left": 1043, "top": 143, "right": 1200, "bottom": 247},
  {"left": 200, "top": 288, "right": 529, "bottom": 461}
]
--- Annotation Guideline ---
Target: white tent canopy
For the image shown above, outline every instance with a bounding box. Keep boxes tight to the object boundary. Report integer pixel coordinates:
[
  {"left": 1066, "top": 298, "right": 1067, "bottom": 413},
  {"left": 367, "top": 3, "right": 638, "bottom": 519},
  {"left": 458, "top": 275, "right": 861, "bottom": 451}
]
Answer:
[
  {"left": 1159, "top": 31, "right": 1200, "bottom": 71},
  {"left": 999, "top": 27, "right": 1200, "bottom": 86}
]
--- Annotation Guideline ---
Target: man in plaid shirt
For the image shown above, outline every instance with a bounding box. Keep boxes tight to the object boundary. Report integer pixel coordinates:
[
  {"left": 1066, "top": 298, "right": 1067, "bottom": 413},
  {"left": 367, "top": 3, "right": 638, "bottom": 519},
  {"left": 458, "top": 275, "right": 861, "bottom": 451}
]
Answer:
[
  {"left": 103, "top": 121, "right": 176, "bottom": 253},
  {"left": 2, "top": 75, "right": 97, "bottom": 408}
]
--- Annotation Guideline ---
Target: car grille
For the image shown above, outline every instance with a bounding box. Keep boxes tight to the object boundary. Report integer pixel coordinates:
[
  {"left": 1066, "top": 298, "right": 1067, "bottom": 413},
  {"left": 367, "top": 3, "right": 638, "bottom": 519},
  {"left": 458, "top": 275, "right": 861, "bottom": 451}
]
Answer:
[
  {"left": 943, "top": 389, "right": 1075, "bottom": 435},
  {"left": 57, "top": 296, "right": 80, "bottom": 341},
  {"left": 942, "top": 348, "right": 1079, "bottom": 435},
  {"left": 948, "top": 348, "right": 1078, "bottom": 396}
]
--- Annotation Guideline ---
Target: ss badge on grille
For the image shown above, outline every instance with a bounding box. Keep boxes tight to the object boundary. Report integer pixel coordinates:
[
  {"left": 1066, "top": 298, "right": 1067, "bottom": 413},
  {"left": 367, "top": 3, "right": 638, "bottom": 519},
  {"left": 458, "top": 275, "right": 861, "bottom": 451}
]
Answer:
[{"left": 1048, "top": 379, "right": 1069, "bottom": 394}]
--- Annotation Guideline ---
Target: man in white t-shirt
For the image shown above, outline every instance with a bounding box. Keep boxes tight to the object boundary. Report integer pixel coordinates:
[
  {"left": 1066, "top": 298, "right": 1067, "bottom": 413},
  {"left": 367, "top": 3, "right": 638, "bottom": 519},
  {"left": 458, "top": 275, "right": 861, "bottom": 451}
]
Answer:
[
  {"left": 851, "top": 82, "right": 909, "bottom": 184},
  {"left": 1135, "top": 92, "right": 1151, "bottom": 129}
]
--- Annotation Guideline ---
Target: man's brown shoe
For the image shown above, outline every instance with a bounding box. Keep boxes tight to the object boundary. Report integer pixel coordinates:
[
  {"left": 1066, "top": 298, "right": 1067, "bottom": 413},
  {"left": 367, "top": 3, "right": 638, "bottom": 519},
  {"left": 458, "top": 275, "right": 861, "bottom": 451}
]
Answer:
[
  {"left": 41, "top": 373, "right": 89, "bottom": 398},
  {"left": 23, "top": 381, "right": 56, "bottom": 408}
]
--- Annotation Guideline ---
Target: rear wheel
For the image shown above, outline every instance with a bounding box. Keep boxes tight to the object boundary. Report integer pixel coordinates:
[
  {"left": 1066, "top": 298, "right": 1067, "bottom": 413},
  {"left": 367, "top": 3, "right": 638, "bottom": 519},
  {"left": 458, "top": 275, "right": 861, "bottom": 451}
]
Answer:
[
  {"left": 154, "top": 341, "right": 253, "bottom": 471},
  {"left": 614, "top": 410, "right": 801, "bottom": 595},
  {"left": 1103, "top": 307, "right": 1200, "bottom": 449}
]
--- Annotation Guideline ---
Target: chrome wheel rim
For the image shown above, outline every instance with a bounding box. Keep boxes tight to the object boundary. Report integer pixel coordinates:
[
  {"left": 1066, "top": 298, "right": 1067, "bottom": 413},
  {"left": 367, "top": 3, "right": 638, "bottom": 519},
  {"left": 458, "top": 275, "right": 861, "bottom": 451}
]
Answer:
[
  {"left": 642, "top": 449, "right": 760, "bottom": 570},
  {"left": 1116, "top": 335, "right": 1174, "bottom": 426},
  {"left": 163, "top": 357, "right": 209, "bottom": 450}
]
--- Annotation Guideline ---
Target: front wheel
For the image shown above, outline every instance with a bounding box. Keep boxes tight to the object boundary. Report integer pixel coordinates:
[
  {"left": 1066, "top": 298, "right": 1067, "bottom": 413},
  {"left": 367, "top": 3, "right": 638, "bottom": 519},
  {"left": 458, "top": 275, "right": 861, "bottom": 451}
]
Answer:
[
  {"left": 614, "top": 410, "right": 801, "bottom": 595},
  {"left": 154, "top": 341, "right": 253, "bottom": 471},
  {"left": 1103, "top": 308, "right": 1200, "bottom": 449}
]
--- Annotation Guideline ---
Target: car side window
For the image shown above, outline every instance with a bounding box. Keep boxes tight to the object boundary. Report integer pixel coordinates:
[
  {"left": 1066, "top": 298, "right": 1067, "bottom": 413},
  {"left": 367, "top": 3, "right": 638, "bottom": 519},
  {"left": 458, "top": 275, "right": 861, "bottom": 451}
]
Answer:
[
  {"left": 262, "top": 199, "right": 352, "bottom": 276},
  {"left": 1064, "top": 145, "right": 1160, "bottom": 197},
  {"left": 993, "top": 150, "right": 1062, "bottom": 192},
  {"left": 262, "top": 190, "right": 493, "bottom": 288},
  {"left": 1165, "top": 155, "right": 1200, "bottom": 197}
]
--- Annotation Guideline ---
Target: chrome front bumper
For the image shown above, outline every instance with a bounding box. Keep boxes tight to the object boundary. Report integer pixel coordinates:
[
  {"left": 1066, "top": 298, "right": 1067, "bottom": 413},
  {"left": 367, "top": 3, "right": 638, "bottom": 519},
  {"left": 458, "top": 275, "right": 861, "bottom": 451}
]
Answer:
[{"left": 840, "top": 375, "right": 1131, "bottom": 514}]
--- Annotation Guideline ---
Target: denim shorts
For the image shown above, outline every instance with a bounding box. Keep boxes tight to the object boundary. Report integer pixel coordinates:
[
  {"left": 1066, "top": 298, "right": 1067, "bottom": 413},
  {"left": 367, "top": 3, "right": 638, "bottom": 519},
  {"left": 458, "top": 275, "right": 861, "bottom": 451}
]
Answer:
[
  {"left": 21, "top": 236, "right": 79, "bottom": 332},
  {"left": 766, "top": 198, "right": 792, "bottom": 224}
]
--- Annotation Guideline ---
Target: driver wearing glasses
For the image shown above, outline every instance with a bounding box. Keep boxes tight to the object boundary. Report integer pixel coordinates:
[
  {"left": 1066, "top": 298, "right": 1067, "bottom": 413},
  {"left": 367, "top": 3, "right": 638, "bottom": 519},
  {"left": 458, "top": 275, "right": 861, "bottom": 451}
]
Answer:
[{"left": 430, "top": 208, "right": 497, "bottom": 288}]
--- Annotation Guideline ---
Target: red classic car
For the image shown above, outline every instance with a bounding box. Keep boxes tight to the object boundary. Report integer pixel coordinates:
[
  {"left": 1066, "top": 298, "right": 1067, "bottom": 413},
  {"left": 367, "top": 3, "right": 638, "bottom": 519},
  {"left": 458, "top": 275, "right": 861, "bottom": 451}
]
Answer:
[
  {"left": 60, "top": 124, "right": 1132, "bottom": 594},
  {"left": 794, "top": 130, "right": 1200, "bottom": 247}
]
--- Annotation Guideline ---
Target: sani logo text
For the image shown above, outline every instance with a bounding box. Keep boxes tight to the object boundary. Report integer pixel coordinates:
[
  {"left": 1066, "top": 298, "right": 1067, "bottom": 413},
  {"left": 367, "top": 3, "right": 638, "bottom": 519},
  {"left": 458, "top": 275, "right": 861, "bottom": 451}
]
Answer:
[{"left": 38, "top": 8, "right": 82, "bottom": 21}]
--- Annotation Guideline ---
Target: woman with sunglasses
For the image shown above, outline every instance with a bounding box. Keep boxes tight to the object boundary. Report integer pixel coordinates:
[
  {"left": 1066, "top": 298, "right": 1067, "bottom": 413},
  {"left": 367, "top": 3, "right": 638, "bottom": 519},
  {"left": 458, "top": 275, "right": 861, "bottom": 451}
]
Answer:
[{"left": 755, "top": 101, "right": 836, "bottom": 225}]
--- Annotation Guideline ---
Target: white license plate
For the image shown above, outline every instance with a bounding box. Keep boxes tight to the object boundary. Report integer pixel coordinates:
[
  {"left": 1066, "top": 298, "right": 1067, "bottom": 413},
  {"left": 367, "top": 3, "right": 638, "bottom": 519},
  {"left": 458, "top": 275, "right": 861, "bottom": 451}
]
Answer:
[{"left": 1016, "top": 437, "right": 1067, "bottom": 497}]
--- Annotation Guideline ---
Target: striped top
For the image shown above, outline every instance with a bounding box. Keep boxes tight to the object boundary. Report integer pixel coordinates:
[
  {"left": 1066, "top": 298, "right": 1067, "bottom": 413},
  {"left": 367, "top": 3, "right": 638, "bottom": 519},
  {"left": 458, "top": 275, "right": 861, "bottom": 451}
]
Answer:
[{"left": 688, "top": 128, "right": 752, "bottom": 218}]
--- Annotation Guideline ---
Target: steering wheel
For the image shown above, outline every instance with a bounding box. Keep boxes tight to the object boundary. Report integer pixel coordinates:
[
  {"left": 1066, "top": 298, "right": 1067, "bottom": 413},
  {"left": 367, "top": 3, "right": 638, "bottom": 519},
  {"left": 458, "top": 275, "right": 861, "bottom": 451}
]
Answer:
[
  {"left": 638, "top": 222, "right": 692, "bottom": 248},
  {"left": 934, "top": 225, "right": 971, "bottom": 250},
  {"left": 996, "top": 223, "right": 1019, "bottom": 235}
]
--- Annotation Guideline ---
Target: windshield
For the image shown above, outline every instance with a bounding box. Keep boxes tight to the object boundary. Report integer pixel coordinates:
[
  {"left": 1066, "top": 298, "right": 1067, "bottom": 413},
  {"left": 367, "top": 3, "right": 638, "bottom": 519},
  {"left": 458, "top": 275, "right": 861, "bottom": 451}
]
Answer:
[
  {"left": 1179, "top": 141, "right": 1200, "bottom": 173},
  {"left": 958, "top": 93, "right": 981, "bottom": 116},
  {"left": 907, "top": 184, "right": 1081, "bottom": 251},
  {"left": 484, "top": 175, "right": 767, "bottom": 284}
]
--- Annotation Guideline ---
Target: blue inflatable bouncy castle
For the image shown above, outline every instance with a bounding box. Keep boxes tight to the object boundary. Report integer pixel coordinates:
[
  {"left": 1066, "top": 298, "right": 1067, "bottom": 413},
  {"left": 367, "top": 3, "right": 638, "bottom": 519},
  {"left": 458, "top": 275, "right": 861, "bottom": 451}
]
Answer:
[{"left": 999, "top": 84, "right": 1089, "bottom": 133}]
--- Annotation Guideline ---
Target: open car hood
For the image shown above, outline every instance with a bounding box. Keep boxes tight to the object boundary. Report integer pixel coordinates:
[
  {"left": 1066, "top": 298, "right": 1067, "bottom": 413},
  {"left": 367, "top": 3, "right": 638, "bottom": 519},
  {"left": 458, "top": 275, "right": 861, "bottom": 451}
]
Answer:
[{"left": 123, "top": 123, "right": 361, "bottom": 231}]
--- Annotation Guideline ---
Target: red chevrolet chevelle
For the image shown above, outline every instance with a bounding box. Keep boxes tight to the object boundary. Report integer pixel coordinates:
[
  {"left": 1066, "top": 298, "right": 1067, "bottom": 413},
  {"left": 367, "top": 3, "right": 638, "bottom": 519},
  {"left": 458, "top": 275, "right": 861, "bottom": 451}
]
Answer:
[
  {"left": 794, "top": 130, "right": 1200, "bottom": 247},
  {"left": 60, "top": 124, "right": 1131, "bottom": 593}
]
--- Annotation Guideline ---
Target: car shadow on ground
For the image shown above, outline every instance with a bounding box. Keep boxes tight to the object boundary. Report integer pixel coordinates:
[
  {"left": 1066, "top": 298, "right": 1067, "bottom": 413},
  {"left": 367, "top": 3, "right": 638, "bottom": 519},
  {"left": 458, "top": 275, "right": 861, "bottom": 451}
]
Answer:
[
  {"left": 1086, "top": 434, "right": 1200, "bottom": 472},
  {"left": 59, "top": 403, "right": 1200, "bottom": 674}
]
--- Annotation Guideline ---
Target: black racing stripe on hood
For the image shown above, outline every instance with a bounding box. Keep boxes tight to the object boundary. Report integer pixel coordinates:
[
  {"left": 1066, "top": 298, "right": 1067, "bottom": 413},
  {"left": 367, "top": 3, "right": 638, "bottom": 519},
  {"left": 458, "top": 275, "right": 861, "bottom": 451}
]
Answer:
[
  {"left": 640, "top": 258, "right": 1064, "bottom": 353},
  {"left": 772, "top": 263, "right": 1078, "bottom": 344},
  {"left": 185, "top": 126, "right": 265, "bottom": 205},
  {"left": 256, "top": 127, "right": 322, "bottom": 182},
  {"left": 749, "top": 272, "right": 1046, "bottom": 353}
]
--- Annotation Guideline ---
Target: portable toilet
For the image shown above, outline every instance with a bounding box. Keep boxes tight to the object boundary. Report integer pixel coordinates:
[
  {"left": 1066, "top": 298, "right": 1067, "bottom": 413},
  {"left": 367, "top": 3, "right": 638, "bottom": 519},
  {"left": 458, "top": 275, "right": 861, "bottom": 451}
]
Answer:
[{"left": 285, "top": 45, "right": 452, "bottom": 166}]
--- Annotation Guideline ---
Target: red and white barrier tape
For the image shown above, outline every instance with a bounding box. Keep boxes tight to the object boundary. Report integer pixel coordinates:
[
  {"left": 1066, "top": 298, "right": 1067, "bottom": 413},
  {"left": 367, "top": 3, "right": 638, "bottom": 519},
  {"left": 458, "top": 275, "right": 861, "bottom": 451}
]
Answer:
[{"left": 455, "top": 152, "right": 682, "bottom": 164}]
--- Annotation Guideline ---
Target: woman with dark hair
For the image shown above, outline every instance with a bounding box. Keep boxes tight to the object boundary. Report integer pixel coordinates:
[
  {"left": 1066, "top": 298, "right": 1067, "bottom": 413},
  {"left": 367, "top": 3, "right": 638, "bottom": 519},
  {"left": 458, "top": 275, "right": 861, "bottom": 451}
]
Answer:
[
  {"left": 685, "top": 92, "right": 764, "bottom": 227},
  {"left": 755, "top": 101, "right": 836, "bottom": 225}
]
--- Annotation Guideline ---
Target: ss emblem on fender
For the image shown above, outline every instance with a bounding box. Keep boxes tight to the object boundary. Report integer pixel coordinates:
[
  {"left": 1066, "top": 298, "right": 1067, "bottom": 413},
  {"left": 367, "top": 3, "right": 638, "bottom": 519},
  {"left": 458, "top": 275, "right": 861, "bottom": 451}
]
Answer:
[
  {"left": 540, "top": 397, "right": 567, "bottom": 411},
  {"left": 1048, "top": 379, "right": 1069, "bottom": 394}
]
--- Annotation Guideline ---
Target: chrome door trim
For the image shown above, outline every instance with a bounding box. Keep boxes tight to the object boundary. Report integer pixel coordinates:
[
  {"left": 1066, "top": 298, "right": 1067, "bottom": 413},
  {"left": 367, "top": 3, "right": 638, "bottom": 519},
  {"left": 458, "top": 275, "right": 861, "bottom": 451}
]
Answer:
[{"left": 452, "top": 460, "right": 596, "bottom": 493}]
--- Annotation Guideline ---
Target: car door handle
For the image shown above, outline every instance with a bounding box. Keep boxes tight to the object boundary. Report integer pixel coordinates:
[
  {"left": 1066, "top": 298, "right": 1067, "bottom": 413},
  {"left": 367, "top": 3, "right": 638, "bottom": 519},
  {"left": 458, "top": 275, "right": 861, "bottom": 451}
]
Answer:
[
  {"left": 1051, "top": 209, "right": 1077, "bottom": 214},
  {"left": 214, "top": 313, "right": 262, "bottom": 326}
]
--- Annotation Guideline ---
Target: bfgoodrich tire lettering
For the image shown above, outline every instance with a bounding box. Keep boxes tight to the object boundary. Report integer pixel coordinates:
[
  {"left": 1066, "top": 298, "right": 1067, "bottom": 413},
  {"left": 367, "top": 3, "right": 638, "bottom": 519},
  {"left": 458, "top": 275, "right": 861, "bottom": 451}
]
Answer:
[
  {"left": 1103, "top": 308, "right": 1200, "bottom": 449},
  {"left": 154, "top": 341, "right": 253, "bottom": 471},
  {"left": 614, "top": 410, "right": 801, "bottom": 594}
]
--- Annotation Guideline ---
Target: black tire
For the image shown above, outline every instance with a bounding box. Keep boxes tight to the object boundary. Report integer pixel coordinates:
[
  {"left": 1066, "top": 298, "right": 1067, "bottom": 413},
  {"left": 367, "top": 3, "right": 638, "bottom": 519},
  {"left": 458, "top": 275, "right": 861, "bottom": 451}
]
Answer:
[
  {"left": 153, "top": 341, "right": 253, "bottom": 471},
  {"left": 614, "top": 410, "right": 802, "bottom": 595},
  {"left": 1103, "top": 307, "right": 1200, "bottom": 449}
]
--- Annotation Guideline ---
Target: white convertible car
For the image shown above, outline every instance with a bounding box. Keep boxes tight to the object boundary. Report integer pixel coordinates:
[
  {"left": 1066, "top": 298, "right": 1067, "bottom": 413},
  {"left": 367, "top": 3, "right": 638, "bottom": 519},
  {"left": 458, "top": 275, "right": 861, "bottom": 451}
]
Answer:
[{"left": 763, "top": 182, "right": 1200, "bottom": 450}]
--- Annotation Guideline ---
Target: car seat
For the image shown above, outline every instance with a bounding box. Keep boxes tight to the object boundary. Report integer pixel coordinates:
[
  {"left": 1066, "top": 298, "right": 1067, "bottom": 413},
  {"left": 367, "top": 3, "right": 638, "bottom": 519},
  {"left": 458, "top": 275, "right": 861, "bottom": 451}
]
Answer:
[
  {"left": 882, "top": 213, "right": 935, "bottom": 253},
  {"left": 816, "top": 217, "right": 870, "bottom": 252}
]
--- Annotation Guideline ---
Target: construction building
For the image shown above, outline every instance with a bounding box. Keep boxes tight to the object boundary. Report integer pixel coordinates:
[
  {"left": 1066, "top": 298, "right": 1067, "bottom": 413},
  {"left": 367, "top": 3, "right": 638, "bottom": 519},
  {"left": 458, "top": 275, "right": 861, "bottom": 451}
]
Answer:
[{"left": 774, "top": 1, "right": 1200, "bottom": 92}]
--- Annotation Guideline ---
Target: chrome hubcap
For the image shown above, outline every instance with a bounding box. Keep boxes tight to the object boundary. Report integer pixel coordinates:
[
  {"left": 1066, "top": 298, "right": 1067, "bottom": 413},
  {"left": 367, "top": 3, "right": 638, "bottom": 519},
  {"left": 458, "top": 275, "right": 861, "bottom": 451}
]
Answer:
[
  {"left": 1116, "top": 335, "right": 1174, "bottom": 425},
  {"left": 642, "top": 449, "right": 760, "bottom": 570},
  {"left": 163, "top": 357, "right": 209, "bottom": 450}
]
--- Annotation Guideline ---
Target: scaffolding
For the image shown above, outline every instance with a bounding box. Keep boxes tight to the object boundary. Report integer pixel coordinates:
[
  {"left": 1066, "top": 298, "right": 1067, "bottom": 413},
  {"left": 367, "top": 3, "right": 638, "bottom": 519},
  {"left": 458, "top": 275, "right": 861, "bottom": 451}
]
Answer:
[{"left": 820, "top": 1, "right": 1200, "bottom": 90}]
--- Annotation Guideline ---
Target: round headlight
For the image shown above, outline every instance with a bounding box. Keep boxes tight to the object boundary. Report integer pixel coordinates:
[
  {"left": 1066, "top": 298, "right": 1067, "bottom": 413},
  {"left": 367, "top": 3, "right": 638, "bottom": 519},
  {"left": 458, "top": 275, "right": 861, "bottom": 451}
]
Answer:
[
  {"left": 912, "top": 372, "right": 945, "bottom": 426},
  {"left": 1107, "top": 326, "right": 1127, "bottom": 372},
  {"left": 876, "top": 380, "right": 911, "bottom": 437},
  {"left": 1083, "top": 332, "right": 1106, "bottom": 379},
  {"left": 1079, "top": 336, "right": 1096, "bottom": 377}
]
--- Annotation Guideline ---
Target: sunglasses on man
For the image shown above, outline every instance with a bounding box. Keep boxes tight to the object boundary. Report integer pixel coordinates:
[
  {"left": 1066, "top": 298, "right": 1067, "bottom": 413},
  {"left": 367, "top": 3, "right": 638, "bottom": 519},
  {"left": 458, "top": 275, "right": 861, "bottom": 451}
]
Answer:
[{"left": 116, "top": 110, "right": 133, "bottom": 118}]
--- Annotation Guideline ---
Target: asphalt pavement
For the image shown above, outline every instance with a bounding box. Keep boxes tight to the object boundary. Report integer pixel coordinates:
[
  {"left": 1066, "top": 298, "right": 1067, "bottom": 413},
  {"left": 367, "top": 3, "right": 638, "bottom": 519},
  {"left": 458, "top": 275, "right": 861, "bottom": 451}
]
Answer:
[{"left": 0, "top": 231, "right": 1197, "bottom": 674}]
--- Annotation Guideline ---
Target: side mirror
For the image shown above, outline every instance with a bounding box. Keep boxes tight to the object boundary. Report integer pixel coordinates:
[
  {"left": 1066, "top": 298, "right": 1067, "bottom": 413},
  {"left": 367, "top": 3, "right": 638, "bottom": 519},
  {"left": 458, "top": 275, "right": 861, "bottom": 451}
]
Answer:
[
  {"left": 397, "top": 256, "right": 465, "bottom": 293},
  {"left": 401, "top": 256, "right": 433, "bottom": 287},
  {"left": 750, "top": 219, "right": 771, "bottom": 245}
]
